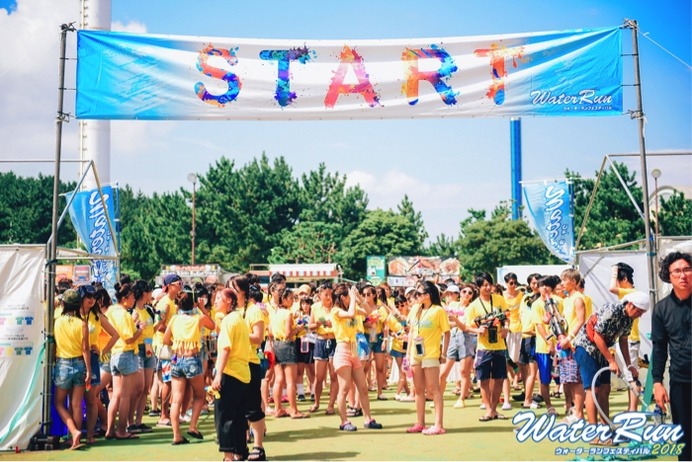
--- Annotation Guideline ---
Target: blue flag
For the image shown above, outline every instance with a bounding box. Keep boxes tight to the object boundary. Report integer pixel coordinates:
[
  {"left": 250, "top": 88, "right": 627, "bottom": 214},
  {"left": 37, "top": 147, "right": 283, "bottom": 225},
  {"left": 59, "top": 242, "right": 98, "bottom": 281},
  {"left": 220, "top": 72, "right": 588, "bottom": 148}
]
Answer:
[
  {"left": 523, "top": 181, "right": 575, "bottom": 263},
  {"left": 65, "top": 186, "right": 119, "bottom": 292}
]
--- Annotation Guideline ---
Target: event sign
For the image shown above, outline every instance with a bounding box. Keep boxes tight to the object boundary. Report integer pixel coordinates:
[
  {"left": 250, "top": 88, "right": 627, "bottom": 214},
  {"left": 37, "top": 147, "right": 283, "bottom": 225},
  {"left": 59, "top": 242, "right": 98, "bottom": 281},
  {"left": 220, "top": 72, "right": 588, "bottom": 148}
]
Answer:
[
  {"left": 387, "top": 256, "right": 460, "bottom": 286},
  {"left": 0, "top": 246, "right": 45, "bottom": 450},
  {"left": 65, "top": 186, "right": 118, "bottom": 291},
  {"left": 366, "top": 256, "right": 386, "bottom": 286},
  {"left": 76, "top": 27, "right": 622, "bottom": 120},
  {"left": 522, "top": 180, "right": 575, "bottom": 263}
]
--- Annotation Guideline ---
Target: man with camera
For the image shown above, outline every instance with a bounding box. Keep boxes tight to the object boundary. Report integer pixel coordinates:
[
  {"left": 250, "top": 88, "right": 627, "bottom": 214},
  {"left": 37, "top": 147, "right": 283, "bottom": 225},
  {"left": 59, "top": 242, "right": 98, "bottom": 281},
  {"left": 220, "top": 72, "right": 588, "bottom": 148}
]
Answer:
[{"left": 465, "top": 272, "right": 508, "bottom": 421}]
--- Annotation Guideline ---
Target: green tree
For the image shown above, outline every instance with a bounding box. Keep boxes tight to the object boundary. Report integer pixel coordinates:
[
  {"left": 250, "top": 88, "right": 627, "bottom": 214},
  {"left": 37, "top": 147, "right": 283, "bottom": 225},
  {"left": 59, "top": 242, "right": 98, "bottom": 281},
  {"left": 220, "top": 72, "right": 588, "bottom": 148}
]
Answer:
[
  {"left": 195, "top": 154, "right": 301, "bottom": 271},
  {"left": 457, "top": 203, "right": 554, "bottom": 278},
  {"left": 568, "top": 162, "right": 645, "bottom": 250},
  {"left": 268, "top": 221, "right": 342, "bottom": 263},
  {"left": 425, "top": 233, "right": 457, "bottom": 257},
  {"left": 658, "top": 190, "right": 692, "bottom": 236},
  {"left": 397, "top": 194, "right": 427, "bottom": 252},
  {"left": 337, "top": 209, "right": 421, "bottom": 279},
  {"left": 298, "top": 163, "right": 368, "bottom": 237},
  {"left": 0, "top": 172, "right": 76, "bottom": 247}
]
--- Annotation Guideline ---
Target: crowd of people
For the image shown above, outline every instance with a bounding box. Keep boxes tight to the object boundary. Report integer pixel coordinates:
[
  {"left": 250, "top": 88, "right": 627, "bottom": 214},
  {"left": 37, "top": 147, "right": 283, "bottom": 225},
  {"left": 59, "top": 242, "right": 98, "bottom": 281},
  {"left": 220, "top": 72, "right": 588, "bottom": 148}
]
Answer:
[{"left": 50, "top": 251, "right": 691, "bottom": 460}]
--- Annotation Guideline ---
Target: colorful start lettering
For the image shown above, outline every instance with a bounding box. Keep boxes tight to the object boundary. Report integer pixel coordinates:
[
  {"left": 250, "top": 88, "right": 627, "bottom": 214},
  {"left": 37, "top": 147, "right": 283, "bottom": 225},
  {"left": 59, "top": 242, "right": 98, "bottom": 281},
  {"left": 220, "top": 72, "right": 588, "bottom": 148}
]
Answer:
[{"left": 194, "top": 43, "right": 511, "bottom": 109}]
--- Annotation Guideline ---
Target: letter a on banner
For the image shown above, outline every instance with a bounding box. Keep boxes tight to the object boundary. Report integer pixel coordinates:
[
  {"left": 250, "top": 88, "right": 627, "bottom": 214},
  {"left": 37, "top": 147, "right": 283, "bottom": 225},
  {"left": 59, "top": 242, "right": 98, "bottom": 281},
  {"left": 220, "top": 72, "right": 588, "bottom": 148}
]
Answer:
[{"left": 522, "top": 180, "right": 575, "bottom": 263}]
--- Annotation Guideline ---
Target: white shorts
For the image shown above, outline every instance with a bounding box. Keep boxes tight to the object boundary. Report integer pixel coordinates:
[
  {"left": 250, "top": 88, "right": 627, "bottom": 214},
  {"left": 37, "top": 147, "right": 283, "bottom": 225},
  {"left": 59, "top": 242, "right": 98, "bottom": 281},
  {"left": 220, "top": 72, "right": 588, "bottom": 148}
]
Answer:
[{"left": 506, "top": 332, "right": 522, "bottom": 364}]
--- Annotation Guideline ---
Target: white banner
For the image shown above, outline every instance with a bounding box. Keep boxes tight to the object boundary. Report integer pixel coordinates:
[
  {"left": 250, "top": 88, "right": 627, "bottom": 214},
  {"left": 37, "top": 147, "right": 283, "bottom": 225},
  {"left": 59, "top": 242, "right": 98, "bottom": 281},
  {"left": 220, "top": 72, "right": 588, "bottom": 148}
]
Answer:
[
  {"left": 0, "top": 246, "right": 45, "bottom": 450},
  {"left": 76, "top": 27, "right": 623, "bottom": 120}
]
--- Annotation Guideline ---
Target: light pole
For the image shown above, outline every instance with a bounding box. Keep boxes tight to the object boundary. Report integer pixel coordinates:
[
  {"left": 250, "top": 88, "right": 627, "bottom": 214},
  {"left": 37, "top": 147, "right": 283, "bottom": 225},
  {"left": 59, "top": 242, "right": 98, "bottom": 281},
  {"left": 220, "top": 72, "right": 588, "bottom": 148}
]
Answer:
[
  {"left": 651, "top": 169, "right": 661, "bottom": 238},
  {"left": 187, "top": 173, "right": 197, "bottom": 265}
]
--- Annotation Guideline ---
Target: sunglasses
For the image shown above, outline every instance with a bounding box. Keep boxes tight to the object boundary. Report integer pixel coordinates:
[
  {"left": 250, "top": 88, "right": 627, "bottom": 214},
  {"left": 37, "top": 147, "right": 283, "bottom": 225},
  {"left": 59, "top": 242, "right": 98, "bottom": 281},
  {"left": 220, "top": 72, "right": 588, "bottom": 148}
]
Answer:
[
  {"left": 461, "top": 290, "right": 473, "bottom": 295},
  {"left": 415, "top": 291, "right": 427, "bottom": 297},
  {"left": 507, "top": 281, "right": 517, "bottom": 286}
]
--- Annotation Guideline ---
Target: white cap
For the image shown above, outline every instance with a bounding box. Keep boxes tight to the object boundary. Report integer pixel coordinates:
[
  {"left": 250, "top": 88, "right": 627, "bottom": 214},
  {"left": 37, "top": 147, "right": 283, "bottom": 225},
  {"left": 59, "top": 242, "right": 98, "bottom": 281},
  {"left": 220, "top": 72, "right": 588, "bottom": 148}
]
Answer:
[
  {"left": 622, "top": 291, "right": 650, "bottom": 311},
  {"left": 152, "top": 288, "right": 163, "bottom": 300},
  {"left": 445, "top": 285, "right": 460, "bottom": 293},
  {"left": 405, "top": 287, "right": 416, "bottom": 297}
]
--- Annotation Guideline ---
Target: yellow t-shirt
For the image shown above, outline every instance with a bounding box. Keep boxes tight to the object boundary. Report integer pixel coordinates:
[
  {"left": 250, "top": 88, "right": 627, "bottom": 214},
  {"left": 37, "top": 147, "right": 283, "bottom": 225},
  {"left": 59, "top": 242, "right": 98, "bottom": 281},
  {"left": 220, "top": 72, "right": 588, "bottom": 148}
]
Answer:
[
  {"left": 520, "top": 297, "right": 538, "bottom": 339},
  {"left": 465, "top": 294, "right": 508, "bottom": 351},
  {"left": 55, "top": 314, "right": 85, "bottom": 358},
  {"left": 311, "top": 302, "right": 334, "bottom": 337},
  {"left": 410, "top": 304, "right": 451, "bottom": 360},
  {"left": 86, "top": 311, "right": 102, "bottom": 350},
  {"left": 386, "top": 314, "right": 406, "bottom": 353},
  {"left": 330, "top": 309, "right": 359, "bottom": 343},
  {"left": 169, "top": 313, "right": 202, "bottom": 351},
  {"left": 109, "top": 304, "right": 137, "bottom": 354},
  {"left": 270, "top": 308, "right": 292, "bottom": 341},
  {"left": 217, "top": 311, "right": 251, "bottom": 383},
  {"left": 133, "top": 306, "right": 155, "bottom": 347},
  {"left": 532, "top": 297, "right": 564, "bottom": 354},
  {"left": 504, "top": 292, "right": 523, "bottom": 333},
  {"left": 617, "top": 287, "right": 640, "bottom": 342},
  {"left": 155, "top": 295, "right": 177, "bottom": 345},
  {"left": 244, "top": 302, "right": 264, "bottom": 365},
  {"left": 562, "top": 292, "right": 590, "bottom": 338}
]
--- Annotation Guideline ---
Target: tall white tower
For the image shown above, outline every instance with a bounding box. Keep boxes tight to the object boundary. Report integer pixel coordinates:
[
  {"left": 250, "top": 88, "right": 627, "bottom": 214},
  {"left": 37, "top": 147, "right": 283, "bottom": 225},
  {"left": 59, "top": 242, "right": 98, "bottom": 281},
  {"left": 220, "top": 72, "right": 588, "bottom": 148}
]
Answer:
[{"left": 79, "top": 0, "right": 111, "bottom": 189}]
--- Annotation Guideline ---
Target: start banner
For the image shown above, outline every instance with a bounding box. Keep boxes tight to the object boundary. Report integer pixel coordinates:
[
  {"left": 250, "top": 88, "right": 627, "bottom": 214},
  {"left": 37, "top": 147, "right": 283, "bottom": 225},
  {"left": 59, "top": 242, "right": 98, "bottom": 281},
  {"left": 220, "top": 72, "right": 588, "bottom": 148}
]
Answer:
[{"left": 76, "top": 27, "right": 622, "bottom": 120}]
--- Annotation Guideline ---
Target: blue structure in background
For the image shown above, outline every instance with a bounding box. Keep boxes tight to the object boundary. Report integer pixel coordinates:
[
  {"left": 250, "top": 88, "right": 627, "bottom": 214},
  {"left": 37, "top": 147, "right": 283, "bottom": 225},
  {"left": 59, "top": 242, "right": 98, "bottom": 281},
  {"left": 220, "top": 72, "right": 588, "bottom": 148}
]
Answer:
[{"left": 510, "top": 117, "right": 522, "bottom": 220}]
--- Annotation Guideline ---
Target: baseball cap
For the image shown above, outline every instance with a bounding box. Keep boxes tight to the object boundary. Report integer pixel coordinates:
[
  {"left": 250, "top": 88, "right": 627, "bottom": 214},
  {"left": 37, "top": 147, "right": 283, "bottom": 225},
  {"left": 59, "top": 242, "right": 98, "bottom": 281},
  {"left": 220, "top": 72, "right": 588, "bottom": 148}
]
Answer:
[
  {"left": 163, "top": 273, "right": 182, "bottom": 286},
  {"left": 62, "top": 289, "right": 81, "bottom": 307},
  {"left": 77, "top": 284, "right": 97, "bottom": 298},
  {"left": 404, "top": 287, "right": 416, "bottom": 297},
  {"left": 622, "top": 291, "right": 650, "bottom": 311},
  {"left": 296, "top": 284, "right": 311, "bottom": 296},
  {"left": 445, "top": 285, "right": 460, "bottom": 293}
]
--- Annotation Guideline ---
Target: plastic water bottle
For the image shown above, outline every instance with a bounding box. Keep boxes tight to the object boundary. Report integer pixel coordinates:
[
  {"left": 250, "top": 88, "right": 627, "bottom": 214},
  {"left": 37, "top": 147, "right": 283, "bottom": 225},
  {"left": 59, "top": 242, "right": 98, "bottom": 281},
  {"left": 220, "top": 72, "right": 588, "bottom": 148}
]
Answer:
[{"left": 652, "top": 405, "right": 664, "bottom": 425}]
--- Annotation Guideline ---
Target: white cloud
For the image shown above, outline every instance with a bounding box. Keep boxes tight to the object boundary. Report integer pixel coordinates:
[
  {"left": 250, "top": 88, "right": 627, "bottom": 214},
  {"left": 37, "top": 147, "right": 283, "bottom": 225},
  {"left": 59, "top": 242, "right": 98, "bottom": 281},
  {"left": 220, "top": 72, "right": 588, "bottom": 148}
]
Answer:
[{"left": 111, "top": 20, "right": 146, "bottom": 34}]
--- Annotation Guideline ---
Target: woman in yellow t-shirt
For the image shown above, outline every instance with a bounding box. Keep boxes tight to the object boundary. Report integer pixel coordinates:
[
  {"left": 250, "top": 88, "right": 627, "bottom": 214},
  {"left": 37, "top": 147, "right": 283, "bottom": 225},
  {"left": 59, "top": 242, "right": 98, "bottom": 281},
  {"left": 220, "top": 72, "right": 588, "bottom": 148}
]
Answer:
[
  {"left": 80, "top": 284, "right": 119, "bottom": 444},
  {"left": 53, "top": 289, "right": 90, "bottom": 450},
  {"left": 406, "top": 281, "right": 451, "bottom": 435},
  {"left": 331, "top": 283, "right": 383, "bottom": 432},
  {"left": 130, "top": 280, "right": 156, "bottom": 434},
  {"left": 269, "top": 288, "right": 308, "bottom": 419},
  {"left": 211, "top": 287, "right": 252, "bottom": 461},
  {"left": 163, "top": 285, "right": 214, "bottom": 445}
]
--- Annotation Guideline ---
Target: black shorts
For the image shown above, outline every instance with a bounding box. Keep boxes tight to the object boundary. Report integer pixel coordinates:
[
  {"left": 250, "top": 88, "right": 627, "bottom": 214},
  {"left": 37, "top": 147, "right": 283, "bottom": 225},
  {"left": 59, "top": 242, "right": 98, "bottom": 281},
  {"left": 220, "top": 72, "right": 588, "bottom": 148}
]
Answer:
[
  {"left": 274, "top": 340, "right": 297, "bottom": 365},
  {"left": 295, "top": 338, "right": 315, "bottom": 365},
  {"left": 518, "top": 336, "right": 536, "bottom": 365},
  {"left": 474, "top": 349, "right": 508, "bottom": 381}
]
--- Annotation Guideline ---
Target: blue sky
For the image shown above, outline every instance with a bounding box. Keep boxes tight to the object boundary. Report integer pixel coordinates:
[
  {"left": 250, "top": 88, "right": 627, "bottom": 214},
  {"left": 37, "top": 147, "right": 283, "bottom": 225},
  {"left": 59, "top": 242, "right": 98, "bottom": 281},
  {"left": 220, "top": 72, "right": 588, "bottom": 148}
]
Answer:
[{"left": 0, "top": 0, "right": 690, "bottom": 242}]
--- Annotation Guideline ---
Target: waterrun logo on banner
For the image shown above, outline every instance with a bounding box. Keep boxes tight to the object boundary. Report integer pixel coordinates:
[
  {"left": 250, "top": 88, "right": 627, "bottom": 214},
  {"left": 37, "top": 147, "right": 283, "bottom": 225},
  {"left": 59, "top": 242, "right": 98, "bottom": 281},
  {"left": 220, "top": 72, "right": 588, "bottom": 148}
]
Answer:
[{"left": 530, "top": 89, "right": 615, "bottom": 112}]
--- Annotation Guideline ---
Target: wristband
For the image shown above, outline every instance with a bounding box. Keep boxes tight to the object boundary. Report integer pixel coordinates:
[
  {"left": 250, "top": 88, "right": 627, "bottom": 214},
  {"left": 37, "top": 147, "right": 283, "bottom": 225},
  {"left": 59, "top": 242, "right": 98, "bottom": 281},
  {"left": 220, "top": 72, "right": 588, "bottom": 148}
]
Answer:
[{"left": 627, "top": 364, "right": 637, "bottom": 370}]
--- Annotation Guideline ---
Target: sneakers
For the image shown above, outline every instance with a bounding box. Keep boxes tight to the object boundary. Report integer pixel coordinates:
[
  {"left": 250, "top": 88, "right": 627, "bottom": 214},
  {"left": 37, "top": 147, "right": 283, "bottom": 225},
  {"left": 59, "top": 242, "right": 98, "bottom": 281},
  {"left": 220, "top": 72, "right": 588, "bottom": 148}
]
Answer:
[
  {"left": 347, "top": 407, "right": 363, "bottom": 417},
  {"left": 422, "top": 426, "right": 446, "bottom": 436},
  {"left": 399, "top": 395, "right": 415, "bottom": 403},
  {"left": 512, "top": 392, "right": 525, "bottom": 402},
  {"left": 364, "top": 420, "right": 383, "bottom": 429},
  {"left": 501, "top": 403, "right": 512, "bottom": 411},
  {"left": 479, "top": 403, "right": 486, "bottom": 410},
  {"left": 298, "top": 394, "right": 306, "bottom": 402},
  {"left": 454, "top": 399, "right": 465, "bottom": 409}
]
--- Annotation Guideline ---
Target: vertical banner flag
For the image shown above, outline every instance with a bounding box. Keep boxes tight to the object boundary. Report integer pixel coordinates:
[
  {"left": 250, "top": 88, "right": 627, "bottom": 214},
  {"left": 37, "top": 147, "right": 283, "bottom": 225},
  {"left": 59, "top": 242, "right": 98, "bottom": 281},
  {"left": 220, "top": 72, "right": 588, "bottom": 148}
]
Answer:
[
  {"left": 0, "top": 246, "right": 45, "bottom": 450},
  {"left": 523, "top": 180, "right": 575, "bottom": 263},
  {"left": 76, "top": 27, "right": 622, "bottom": 120},
  {"left": 66, "top": 186, "right": 119, "bottom": 292}
]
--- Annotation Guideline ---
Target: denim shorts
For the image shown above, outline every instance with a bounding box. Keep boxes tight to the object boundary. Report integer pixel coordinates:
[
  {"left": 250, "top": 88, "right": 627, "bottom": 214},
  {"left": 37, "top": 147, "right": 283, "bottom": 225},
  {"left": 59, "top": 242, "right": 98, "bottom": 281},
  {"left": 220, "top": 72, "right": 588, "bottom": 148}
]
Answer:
[
  {"left": 89, "top": 351, "right": 101, "bottom": 386},
  {"left": 53, "top": 357, "right": 86, "bottom": 390},
  {"left": 171, "top": 354, "right": 203, "bottom": 379},
  {"left": 575, "top": 346, "right": 609, "bottom": 390},
  {"left": 110, "top": 350, "right": 139, "bottom": 376},
  {"left": 389, "top": 349, "right": 405, "bottom": 358},
  {"left": 446, "top": 329, "right": 464, "bottom": 361},
  {"left": 100, "top": 352, "right": 112, "bottom": 374},
  {"left": 369, "top": 332, "right": 386, "bottom": 354},
  {"left": 138, "top": 344, "right": 156, "bottom": 370},
  {"left": 518, "top": 336, "right": 536, "bottom": 365},
  {"left": 313, "top": 338, "right": 336, "bottom": 361}
]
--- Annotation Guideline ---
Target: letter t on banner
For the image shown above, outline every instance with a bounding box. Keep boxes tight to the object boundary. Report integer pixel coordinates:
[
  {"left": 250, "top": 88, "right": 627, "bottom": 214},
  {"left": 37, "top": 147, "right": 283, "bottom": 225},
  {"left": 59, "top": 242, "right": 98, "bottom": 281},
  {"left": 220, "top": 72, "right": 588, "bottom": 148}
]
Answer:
[{"left": 522, "top": 180, "right": 575, "bottom": 263}]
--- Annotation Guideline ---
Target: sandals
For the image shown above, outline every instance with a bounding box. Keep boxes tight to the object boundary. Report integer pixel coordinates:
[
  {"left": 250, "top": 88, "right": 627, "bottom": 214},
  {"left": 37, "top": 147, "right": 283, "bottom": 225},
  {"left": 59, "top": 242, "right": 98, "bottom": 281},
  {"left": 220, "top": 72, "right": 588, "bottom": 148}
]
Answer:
[
  {"left": 478, "top": 415, "right": 493, "bottom": 422},
  {"left": 274, "top": 409, "right": 289, "bottom": 418},
  {"left": 406, "top": 423, "right": 425, "bottom": 433},
  {"left": 171, "top": 437, "right": 189, "bottom": 445},
  {"left": 339, "top": 422, "right": 357, "bottom": 432},
  {"left": 248, "top": 446, "right": 267, "bottom": 461},
  {"left": 308, "top": 404, "right": 320, "bottom": 413},
  {"left": 422, "top": 426, "right": 446, "bottom": 435},
  {"left": 290, "top": 412, "right": 310, "bottom": 419},
  {"left": 346, "top": 407, "right": 363, "bottom": 417},
  {"left": 494, "top": 414, "right": 508, "bottom": 420}
]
